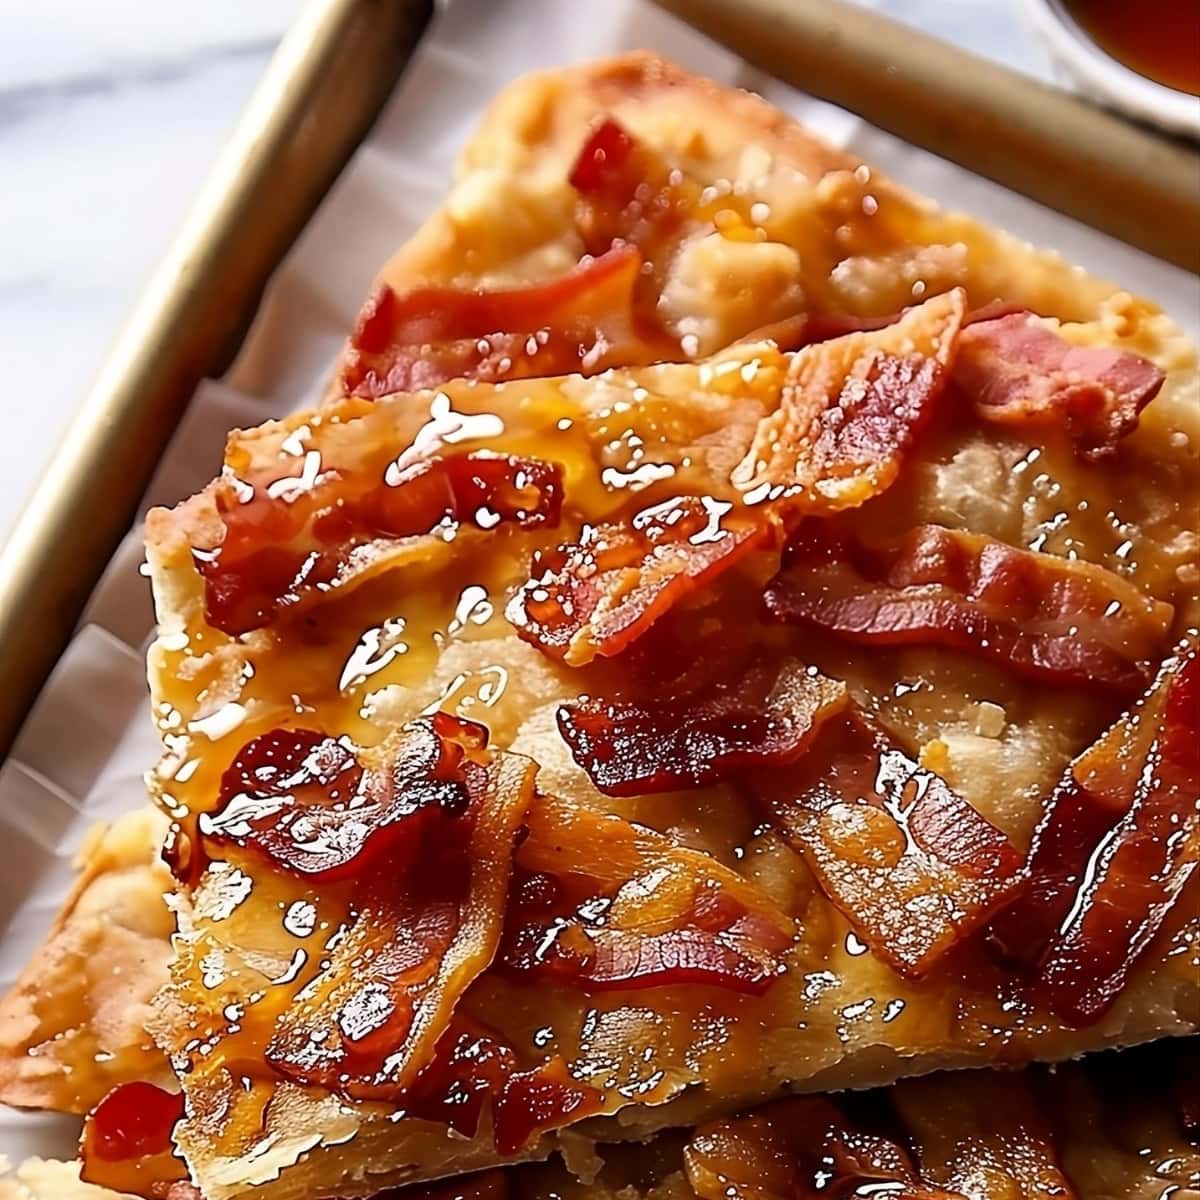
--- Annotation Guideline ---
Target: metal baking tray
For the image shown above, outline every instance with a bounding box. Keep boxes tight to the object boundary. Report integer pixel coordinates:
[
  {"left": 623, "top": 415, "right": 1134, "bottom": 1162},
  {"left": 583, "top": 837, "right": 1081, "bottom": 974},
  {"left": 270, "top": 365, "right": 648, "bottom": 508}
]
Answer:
[{"left": 0, "top": 0, "right": 1196, "bottom": 765}]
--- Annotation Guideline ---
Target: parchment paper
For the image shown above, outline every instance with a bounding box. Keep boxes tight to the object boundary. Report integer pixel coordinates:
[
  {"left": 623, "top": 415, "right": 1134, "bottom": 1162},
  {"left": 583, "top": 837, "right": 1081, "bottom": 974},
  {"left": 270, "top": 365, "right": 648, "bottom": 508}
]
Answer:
[{"left": 2, "top": 0, "right": 1197, "bottom": 1160}]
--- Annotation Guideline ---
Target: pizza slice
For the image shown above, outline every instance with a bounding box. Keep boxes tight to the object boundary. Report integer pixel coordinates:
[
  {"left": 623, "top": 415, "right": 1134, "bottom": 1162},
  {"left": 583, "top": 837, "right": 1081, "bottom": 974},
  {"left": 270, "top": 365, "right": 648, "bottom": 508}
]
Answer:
[{"left": 126, "top": 270, "right": 1197, "bottom": 1195}]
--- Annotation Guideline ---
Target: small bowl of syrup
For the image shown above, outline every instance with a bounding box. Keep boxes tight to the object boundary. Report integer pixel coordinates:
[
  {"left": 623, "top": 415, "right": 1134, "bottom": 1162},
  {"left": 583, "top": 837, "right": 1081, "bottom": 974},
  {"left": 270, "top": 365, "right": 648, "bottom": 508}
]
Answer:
[{"left": 1025, "top": 0, "right": 1199, "bottom": 138}]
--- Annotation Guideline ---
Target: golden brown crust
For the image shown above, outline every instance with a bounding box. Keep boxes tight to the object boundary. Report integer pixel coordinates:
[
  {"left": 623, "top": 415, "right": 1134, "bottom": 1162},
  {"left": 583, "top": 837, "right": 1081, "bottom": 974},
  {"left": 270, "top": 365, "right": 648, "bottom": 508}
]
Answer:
[
  {"left": 136, "top": 54, "right": 1200, "bottom": 1200},
  {"left": 0, "top": 809, "right": 174, "bottom": 1114}
]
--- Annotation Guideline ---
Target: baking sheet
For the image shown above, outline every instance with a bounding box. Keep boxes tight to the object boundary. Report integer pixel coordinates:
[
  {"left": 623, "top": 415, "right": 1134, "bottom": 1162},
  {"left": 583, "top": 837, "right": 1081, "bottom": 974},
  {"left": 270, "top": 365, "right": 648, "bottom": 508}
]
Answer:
[{"left": 2, "top": 0, "right": 1198, "bottom": 1162}]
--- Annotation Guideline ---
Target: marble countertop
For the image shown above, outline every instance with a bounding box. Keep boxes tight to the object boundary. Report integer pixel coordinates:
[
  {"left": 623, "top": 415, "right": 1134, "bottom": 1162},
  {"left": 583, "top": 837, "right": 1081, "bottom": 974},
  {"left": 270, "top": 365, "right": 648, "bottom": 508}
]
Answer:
[{"left": 0, "top": 0, "right": 1055, "bottom": 542}]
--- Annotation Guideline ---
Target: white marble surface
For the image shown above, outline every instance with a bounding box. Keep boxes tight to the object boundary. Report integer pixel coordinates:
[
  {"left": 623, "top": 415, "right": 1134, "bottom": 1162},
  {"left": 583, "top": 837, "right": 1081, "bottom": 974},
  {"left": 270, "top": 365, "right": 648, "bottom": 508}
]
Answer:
[{"left": 0, "top": 0, "right": 1062, "bottom": 542}]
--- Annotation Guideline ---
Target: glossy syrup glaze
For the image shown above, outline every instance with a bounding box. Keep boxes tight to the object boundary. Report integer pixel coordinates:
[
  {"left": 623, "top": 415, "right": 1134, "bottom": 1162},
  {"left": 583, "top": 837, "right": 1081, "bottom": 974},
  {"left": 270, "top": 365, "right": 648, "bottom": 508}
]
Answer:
[{"left": 123, "top": 98, "right": 1200, "bottom": 1197}]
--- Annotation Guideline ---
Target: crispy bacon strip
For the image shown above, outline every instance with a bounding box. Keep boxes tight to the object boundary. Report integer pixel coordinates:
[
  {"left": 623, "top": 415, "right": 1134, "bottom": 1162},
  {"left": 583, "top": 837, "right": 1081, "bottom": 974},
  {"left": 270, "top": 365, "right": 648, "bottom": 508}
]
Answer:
[
  {"left": 558, "top": 659, "right": 849, "bottom": 797},
  {"left": 200, "top": 449, "right": 563, "bottom": 635},
  {"left": 200, "top": 719, "right": 475, "bottom": 882},
  {"left": 955, "top": 312, "right": 1165, "bottom": 461},
  {"left": 404, "top": 1020, "right": 602, "bottom": 1156},
  {"left": 990, "top": 648, "right": 1200, "bottom": 1025},
  {"left": 569, "top": 116, "right": 697, "bottom": 260},
  {"left": 340, "top": 245, "right": 674, "bottom": 398},
  {"left": 263, "top": 719, "right": 535, "bottom": 1098},
  {"left": 79, "top": 1081, "right": 187, "bottom": 1196},
  {"left": 685, "top": 1097, "right": 962, "bottom": 1200},
  {"left": 501, "top": 797, "right": 794, "bottom": 995},
  {"left": 764, "top": 521, "right": 1173, "bottom": 693},
  {"left": 508, "top": 495, "right": 771, "bottom": 666},
  {"left": 733, "top": 288, "right": 966, "bottom": 511},
  {"left": 752, "top": 709, "right": 1024, "bottom": 977}
]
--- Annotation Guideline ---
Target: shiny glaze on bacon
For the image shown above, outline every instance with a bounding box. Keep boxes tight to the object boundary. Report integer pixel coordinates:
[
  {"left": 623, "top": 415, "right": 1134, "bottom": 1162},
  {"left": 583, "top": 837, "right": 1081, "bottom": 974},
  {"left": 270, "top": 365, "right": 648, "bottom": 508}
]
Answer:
[
  {"left": 508, "top": 495, "right": 771, "bottom": 666},
  {"left": 752, "top": 707, "right": 1024, "bottom": 977},
  {"left": 340, "top": 245, "right": 676, "bottom": 398},
  {"left": 403, "top": 1020, "right": 601, "bottom": 1156},
  {"left": 199, "top": 721, "right": 472, "bottom": 881},
  {"left": 733, "top": 288, "right": 966, "bottom": 510},
  {"left": 557, "top": 659, "right": 848, "bottom": 796},
  {"left": 955, "top": 312, "right": 1165, "bottom": 461},
  {"left": 684, "top": 1096, "right": 961, "bottom": 1200},
  {"left": 989, "top": 647, "right": 1200, "bottom": 1025},
  {"left": 199, "top": 449, "right": 563, "bottom": 635},
  {"left": 764, "top": 520, "right": 1173, "bottom": 694},
  {"left": 501, "top": 797, "right": 794, "bottom": 995},
  {"left": 260, "top": 719, "right": 534, "bottom": 1098},
  {"left": 79, "top": 1081, "right": 188, "bottom": 1196}
]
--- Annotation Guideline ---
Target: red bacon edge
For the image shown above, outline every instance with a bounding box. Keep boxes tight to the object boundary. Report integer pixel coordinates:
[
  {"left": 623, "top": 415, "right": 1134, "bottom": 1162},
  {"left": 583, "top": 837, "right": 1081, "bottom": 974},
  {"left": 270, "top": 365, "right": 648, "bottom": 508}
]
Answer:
[
  {"left": 763, "top": 521, "right": 1173, "bottom": 694},
  {"left": 990, "top": 647, "right": 1200, "bottom": 1025}
]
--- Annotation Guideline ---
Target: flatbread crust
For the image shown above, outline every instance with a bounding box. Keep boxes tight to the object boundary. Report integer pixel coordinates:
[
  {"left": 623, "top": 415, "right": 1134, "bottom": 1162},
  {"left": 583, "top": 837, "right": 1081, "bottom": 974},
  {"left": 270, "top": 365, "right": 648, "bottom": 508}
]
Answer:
[
  {"left": 0, "top": 809, "right": 173, "bottom": 1114},
  {"left": 6, "top": 1042, "right": 1199, "bottom": 1200}
]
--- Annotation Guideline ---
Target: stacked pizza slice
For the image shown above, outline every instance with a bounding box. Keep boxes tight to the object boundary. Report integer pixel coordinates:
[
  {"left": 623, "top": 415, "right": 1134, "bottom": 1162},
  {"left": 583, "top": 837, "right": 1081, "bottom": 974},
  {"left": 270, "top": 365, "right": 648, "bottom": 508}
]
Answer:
[{"left": 1, "top": 53, "right": 1197, "bottom": 1200}]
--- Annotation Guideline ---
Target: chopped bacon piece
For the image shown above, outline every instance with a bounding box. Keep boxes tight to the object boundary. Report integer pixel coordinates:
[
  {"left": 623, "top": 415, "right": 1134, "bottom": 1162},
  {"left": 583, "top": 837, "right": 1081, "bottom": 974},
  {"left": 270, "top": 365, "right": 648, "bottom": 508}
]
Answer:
[
  {"left": 989, "top": 648, "right": 1200, "bottom": 1025},
  {"left": 685, "top": 1097, "right": 961, "bottom": 1200},
  {"left": 569, "top": 116, "right": 696, "bottom": 259},
  {"left": 764, "top": 521, "right": 1173, "bottom": 693},
  {"left": 734, "top": 289, "right": 966, "bottom": 512},
  {"left": 200, "top": 449, "right": 563, "bottom": 635},
  {"left": 568, "top": 116, "right": 636, "bottom": 193},
  {"left": 507, "top": 495, "right": 771, "bottom": 666},
  {"left": 501, "top": 798, "right": 794, "bottom": 995},
  {"left": 201, "top": 718, "right": 478, "bottom": 882},
  {"left": 491, "top": 1056, "right": 603, "bottom": 1156},
  {"left": 340, "top": 245, "right": 675, "bottom": 398},
  {"left": 558, "top": 659, "right": 849, "bottom": 796},
  {"left": 264, "top": 725, "right": 535, "bottom": 1097},
  {"left": 403, "top": 1020, "right": 601, "bottom": 1156},
  {"left": 79, "top": 1082, "right": 187, "bottom": 1196},
  {"left": 955, "top": 312, "right": 1165, "bottom": 461},
  {"left": 752, "top": 710, "right": 1024, "bottom": 977}
]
